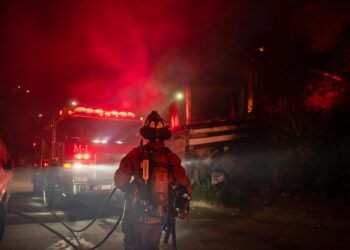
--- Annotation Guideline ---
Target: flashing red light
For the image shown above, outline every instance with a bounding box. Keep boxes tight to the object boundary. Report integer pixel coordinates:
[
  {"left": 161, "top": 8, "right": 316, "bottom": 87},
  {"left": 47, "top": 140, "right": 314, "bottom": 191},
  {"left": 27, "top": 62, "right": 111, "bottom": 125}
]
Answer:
[
  {"left": 95, "top": 109, "right": 104, "bottom": 116},
  {"left": 75, "top": 153, "right": 82, "bottom": 160},
  {"left": 74, "top": 153, "right": 91, "bottom": 160},
  {"left": 74, "top": 107, "right": 85, "bottom": 112},
  {"left": 68, "top": 106, "right": 136, "bottom": 118},
  {"left": 44, "top": 162, "right": 49, "bottom": 167}
]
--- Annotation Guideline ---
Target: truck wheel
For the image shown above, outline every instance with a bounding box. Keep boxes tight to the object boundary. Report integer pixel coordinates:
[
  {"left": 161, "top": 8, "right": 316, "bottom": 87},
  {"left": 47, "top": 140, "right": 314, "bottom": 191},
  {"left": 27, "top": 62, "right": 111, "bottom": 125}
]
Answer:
[
  {"left": 60, "top": 195, "right": 75, "bottom": 210},
  {"left": 0, "top": 202, "right": 6, "bottom": 242},
  {"left": 43, "top": 183, "right": 59, "bottom": 209},
  {"left": 33, "top": 182, "right": 42, "bottom": 195}
]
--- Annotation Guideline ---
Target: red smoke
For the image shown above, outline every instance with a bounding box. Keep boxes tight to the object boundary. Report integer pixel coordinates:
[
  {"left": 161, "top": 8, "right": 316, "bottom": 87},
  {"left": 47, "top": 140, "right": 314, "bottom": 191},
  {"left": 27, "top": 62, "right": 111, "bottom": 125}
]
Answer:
[
  {"left": 306, "top": 79, "right": 346, "bottom": 110},
  {"left": 63, "top": 0, "right": 236, "bottom": 113},
  {"left": 0, "top": 1, "right": 269, "bottom": 114}
]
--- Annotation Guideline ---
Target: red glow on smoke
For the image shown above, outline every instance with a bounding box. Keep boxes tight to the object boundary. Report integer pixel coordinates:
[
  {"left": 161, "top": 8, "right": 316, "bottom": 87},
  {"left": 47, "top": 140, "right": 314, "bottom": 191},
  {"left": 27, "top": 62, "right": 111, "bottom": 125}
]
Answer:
[
  {"left": 0, "top": 0, "right": 244, "bottom": 115},
  {"left": 306, "top": 80, "right": 345, "bottom": 110},
  {"left": 66, "top": 0, "right": 233, "bottom": 112}
]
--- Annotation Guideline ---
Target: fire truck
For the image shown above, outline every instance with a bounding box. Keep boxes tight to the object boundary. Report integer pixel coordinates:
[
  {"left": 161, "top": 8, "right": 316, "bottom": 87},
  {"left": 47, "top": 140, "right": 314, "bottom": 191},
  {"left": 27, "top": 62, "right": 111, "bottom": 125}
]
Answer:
[{"left": 32, "top": 106, "right": 142, "bottom": 208}]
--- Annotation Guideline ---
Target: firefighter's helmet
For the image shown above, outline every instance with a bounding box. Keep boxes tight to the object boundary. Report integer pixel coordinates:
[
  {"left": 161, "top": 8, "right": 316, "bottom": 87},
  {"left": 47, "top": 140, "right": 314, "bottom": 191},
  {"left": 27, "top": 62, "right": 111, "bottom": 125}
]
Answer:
[{"left": 140, "top": 111, "right": 171, "bottom": 141}]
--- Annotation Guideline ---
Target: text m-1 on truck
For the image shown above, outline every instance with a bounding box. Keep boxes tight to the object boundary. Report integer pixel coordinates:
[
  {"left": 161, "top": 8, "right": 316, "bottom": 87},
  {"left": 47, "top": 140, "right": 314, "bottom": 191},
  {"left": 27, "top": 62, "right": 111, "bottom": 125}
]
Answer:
[{"left": 32, "top": 106, "right": 141, "bottom": 208}]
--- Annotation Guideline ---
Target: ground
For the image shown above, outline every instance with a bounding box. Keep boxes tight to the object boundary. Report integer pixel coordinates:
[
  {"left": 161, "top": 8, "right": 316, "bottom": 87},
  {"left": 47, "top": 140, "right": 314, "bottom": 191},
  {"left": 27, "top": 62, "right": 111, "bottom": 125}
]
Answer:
[{"left": 1, "top": 168, "right": 350, "bottom": 250}]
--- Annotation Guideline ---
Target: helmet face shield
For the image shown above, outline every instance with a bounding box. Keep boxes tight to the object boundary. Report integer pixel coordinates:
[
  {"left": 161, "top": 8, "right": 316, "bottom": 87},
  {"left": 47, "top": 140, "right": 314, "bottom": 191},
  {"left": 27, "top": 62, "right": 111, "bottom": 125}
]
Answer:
[{"left": 140, "top": 111, "right": 171, "bottom": 141}]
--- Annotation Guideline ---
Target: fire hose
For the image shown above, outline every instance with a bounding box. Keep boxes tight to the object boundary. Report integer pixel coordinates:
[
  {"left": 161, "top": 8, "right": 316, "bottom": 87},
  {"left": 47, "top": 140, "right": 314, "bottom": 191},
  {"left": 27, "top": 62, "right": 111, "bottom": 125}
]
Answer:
[
  {"left": 46, "top": 187, "right": 119, "bottom": 232},
  {"left": 7, "top": 187, "right": 125, "bottom": 250}
]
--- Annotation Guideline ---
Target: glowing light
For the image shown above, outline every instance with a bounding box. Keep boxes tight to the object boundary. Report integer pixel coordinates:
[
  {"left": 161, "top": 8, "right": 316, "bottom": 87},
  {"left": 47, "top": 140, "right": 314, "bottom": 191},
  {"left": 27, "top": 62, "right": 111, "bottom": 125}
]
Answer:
[
  {"left": 17, "top": 85, "right": 21, "bottom": 89},
  {"left": 83, "top": 153, "right": 91, "bottom": 160},
  {"left": 63, "top": 163, "right": 72, "bottom": 169},
  {"left": 259, "top": 46, "right": 265, "bottom": 52},
  {"left": 92, "top": 139, "right": 108, "bottom": 144},
  {"left": 71, "top": 101, "right": 78, "bottom": 106},
  {"left": 247, "top": 96, "right": 253, "bottom": 113},
  {"left": 169, "top": 102, "right": 179, "bottom": 129},
  {"left": 74, "top": 153, "right": 90, "bottom": 160},
  {"left": 95, "top": 109, "right": 104, "bottom": 116},
  {"left": 175, "top": 92, "right": 184, "bottom": 101},
  {"left": 26, "top": 89, "right": 30, "bottom": 93},
  {"left": 38, "top": 113, "right": 43, "bottom": 118},
  {"left": 69, "top": 106, "right": 136, "bottom": 118},
  {"left": 185, "top": 86, "right": 191, "bottom": 125},
  {"left": 75, "top": 107, "right": 86, "bottom": 112},
  {"left": 75, "top": 153, "right": 83, "bottom": 160},
  {"left": 115, "top": 140, "right": 124, "bottom": 145},
  {"left": 73, "top": 163, "right": 83, "bottom": 170},
  {"left": 127, "top": 112, "right": 135, "bottom": 118}
]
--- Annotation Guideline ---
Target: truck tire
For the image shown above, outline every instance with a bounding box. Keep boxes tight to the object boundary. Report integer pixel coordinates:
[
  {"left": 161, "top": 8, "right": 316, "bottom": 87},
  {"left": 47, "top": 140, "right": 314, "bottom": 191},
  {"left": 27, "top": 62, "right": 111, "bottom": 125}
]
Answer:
[
  {"left": 43, "top": 182, "right": 59, "bottom": 209},
  {"left": 33, "top": 182, "right": 43, "bottom": 195},
  {"left": 43, "top": 167, "right": 63, "bottom": 209}
]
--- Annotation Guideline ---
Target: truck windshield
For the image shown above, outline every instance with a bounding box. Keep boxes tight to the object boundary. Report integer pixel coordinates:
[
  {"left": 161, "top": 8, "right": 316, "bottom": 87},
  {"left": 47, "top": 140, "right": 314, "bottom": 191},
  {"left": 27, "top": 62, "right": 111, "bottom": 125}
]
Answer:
[{"left": 56, "top": 117, "right": 141, "bottom": 145}]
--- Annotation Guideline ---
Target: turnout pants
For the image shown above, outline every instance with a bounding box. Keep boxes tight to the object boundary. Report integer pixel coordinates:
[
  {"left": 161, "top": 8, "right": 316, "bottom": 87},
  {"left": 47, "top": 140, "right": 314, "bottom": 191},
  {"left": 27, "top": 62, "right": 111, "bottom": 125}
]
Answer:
[{"left": 122, "top": 208, "right": 163, "bottom": 250}]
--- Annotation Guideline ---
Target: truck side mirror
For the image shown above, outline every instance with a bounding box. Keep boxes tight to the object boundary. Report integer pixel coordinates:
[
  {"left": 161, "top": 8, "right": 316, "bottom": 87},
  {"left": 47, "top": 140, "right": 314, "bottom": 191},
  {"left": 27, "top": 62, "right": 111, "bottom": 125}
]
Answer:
[{"left": 2, "top": 158, "right": 14, "bottom": 171}]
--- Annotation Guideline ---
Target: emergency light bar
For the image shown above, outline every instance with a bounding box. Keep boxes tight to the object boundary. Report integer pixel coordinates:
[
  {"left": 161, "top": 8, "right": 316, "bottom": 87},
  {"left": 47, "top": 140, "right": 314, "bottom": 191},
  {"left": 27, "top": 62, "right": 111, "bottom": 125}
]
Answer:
[{"left": 60, "top": 106, "right": 136, "bottom": 119}]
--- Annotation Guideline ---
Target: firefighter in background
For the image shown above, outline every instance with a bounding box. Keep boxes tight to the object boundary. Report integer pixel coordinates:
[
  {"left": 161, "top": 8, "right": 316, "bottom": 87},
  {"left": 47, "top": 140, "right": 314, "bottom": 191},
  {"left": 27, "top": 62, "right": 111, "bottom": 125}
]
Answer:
[{"left": 115, "top": 111, "right": 191, "bottom": 250}]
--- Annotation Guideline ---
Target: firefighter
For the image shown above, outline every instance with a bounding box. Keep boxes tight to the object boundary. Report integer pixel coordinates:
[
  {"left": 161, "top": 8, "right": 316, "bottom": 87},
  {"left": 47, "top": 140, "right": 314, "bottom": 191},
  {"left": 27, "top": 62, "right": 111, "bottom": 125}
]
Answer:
[{"left": 114, "top": 111, "right": 191, "bottom": 250}]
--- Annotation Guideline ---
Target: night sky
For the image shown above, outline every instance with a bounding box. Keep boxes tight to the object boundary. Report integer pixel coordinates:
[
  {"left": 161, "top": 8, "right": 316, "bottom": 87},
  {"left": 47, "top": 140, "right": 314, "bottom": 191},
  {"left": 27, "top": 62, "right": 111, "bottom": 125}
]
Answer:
[{"left": 1, "top": 0, "right": 350, "bottom": 156}]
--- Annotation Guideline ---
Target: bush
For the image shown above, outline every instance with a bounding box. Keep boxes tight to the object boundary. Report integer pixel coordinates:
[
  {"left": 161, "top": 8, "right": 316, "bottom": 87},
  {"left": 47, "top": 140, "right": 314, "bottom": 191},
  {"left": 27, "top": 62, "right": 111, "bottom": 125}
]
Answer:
[
  {"left": 261, "top": 98, "right": 324, "bottom": 192},
  {"left": 192, "top": 180, "right": 247, "bottom": 207}
]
